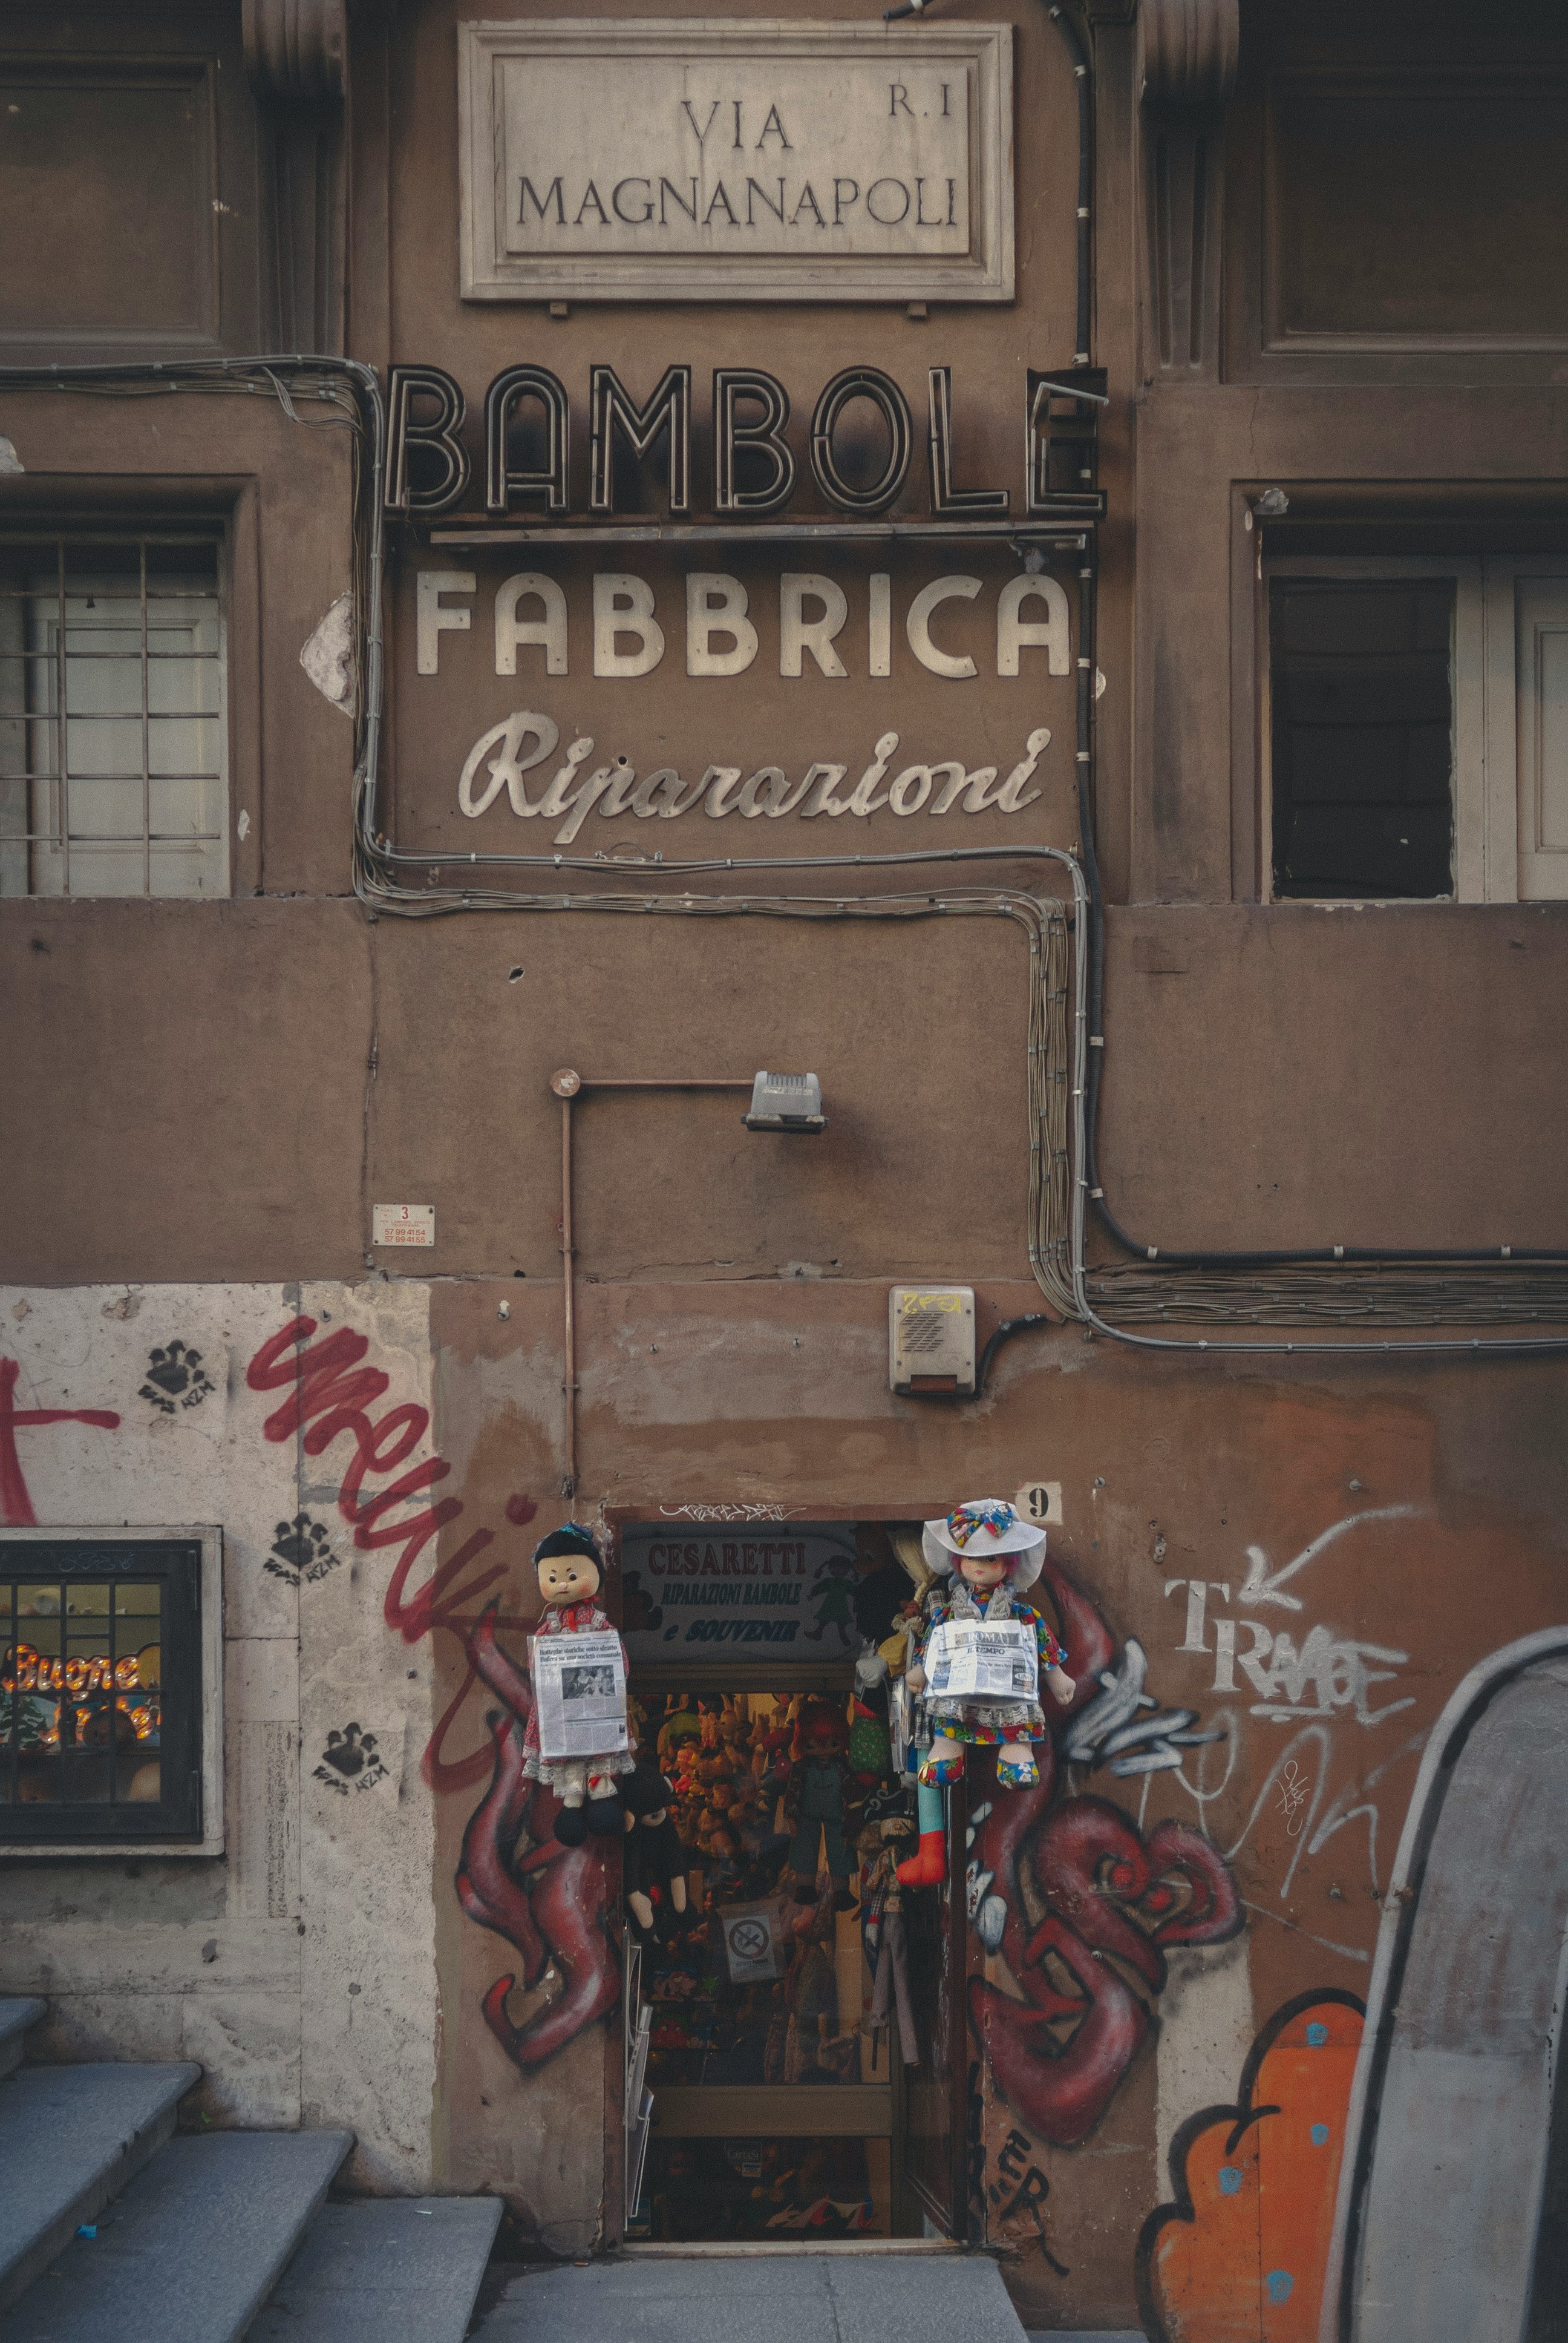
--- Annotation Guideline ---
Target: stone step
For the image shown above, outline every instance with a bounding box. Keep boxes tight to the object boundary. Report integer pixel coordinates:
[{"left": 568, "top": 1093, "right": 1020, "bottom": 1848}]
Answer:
[
  {"left": 0, "top": 2059, "right": 199, "bottom": 2313},
  {"left": 473, "top": 2249, "right": 1031, "bottom": 2342},
  {"left": 0, "top": 1996, "right": 45, "bottom": 2082},
  {"left": 250, "top": 2195, "right": 504, "bottom": 2343},
  {"left": 4, "top": 2127, "right": 354, "bottom": 2343}
]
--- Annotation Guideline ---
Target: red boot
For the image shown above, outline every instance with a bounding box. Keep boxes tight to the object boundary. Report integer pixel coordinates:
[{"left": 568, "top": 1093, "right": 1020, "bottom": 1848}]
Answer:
[{"left": 897, "top": 1830, "right": 947, "bottom": 1888}]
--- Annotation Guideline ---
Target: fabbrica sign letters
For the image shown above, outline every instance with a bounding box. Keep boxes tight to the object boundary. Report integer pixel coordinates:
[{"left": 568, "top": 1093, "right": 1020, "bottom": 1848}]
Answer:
[
  {"left": 403, "top": 546, "right": 1074, "bottom": 855},
  {"left": 459, "top": 20, "right": 1013, "bottom": 303}
]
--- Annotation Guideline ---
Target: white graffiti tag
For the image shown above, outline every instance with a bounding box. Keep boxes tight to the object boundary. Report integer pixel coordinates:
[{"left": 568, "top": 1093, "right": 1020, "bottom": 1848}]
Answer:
[
  {"left": 1215, "top": 1618, "right": 1415, "bottom": 1728},
  {"left": 1167, "top": 1506, "right": 1427, "bottom": 1731},
  {"left": 1063, "top": 1638, "right": 1224, "bottom": 1776}
]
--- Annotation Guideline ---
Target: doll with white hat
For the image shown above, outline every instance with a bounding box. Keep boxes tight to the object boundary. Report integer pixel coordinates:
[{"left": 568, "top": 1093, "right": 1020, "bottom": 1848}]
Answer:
[{"left": 904, "top": 1499, "right": 1074, "bottom": 1797}]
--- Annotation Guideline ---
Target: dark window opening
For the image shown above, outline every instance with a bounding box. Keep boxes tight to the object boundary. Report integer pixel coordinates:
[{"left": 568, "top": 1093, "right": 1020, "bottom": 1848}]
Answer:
[
  {"left": 1269, "top": 578, "right": 1455, "bottom": 899},
  {"left": 1, "top": 1539, "right": 201, "bottom": 1841}
]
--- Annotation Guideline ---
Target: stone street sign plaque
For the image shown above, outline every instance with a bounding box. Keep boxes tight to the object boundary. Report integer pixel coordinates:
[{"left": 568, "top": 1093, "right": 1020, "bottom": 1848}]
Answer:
[{"left": 458, "top": 19, "right": 1014, "bottom": 304}]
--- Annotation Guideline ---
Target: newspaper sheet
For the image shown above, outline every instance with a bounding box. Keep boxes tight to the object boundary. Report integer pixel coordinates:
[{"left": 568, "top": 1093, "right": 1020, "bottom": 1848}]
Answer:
[
  {"left": 528, "top": 1628, "right": 629, "bottom": 1759},
  {"left": 924, "top": 1617, "right": 1037, "bottom": 1702},
  {"left": 889, "top": 1674, "right": 912, "bottom": 1774}
]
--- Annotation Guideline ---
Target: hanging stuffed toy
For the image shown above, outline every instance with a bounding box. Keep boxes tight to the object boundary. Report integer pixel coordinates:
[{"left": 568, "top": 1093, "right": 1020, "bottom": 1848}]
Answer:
[
  {"left": 619, "top": 1760, "right": 690, "bottom": 1947},
  {"left": 782, "top": 1700, "right": 861, "bottom": 1910},
  {"left": 520, "top": 1522, "right": 635, "bottom": 1846},
  {"left": 898, "top": 1499, "right": 1073, "bottom": 1879}
]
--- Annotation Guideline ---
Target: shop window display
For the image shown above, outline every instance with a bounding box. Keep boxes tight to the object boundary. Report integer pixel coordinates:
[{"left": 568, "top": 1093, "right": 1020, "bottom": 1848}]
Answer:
[
  {"left": 0, "top": 1537, "right": 206, "bottom": 1843},
  {"left": 622, "top": 1513, "right": 1029, "bottom": 2241},
  {"left": 640, "top": 1688, "right": 878, "bottom": 2091}
]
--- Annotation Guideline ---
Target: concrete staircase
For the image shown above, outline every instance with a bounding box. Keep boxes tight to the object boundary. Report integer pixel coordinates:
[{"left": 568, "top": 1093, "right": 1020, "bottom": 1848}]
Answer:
[{"left": 0, "top": 1997, "right": 501, "bottom": 2343}]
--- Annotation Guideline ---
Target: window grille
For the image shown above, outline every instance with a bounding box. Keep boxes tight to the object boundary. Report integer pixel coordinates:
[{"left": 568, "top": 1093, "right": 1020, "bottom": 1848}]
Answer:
[{"left": 0, "top": 533, "right": 226, "bottom": 899}]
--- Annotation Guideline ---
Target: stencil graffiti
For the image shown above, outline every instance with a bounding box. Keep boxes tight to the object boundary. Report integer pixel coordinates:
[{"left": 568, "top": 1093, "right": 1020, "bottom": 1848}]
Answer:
[
  {"left": 455, "top": 1603, "right": 621, "bottom": 2069},
  {"left": 967, "top": 1559, "right": 1243, "bottom": 2149},
  {"left": 264, "top": 1513, "right": 341, "bottom": 1587},
  {"left": 313, "top": 1723, "right": 388, "bottom": 1795},
  {"left": 139, "top": 1340, "right": 216, "bottom": 1414},
  {"left": 245, "top": 1314, "right": 537, "bottom": 1791}
]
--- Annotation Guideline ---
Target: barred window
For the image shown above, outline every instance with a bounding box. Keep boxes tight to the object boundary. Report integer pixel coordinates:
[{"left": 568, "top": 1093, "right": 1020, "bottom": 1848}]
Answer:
[{"left": 0, "top": 534, "right": 227, "bottom": 899}]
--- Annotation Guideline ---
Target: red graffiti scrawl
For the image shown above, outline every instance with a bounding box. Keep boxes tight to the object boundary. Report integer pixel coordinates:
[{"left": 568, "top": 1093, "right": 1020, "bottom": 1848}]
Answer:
[
  {"left": 246, "top": 1314, "right": 536, "bottom": 1791},
  {"left": 456, "top": 1604, "right": 621, "bottom": 2068},
  {"left": 967, "top": 1558, "right": 1242, "bottom": 2145},
  {"left": 0, "top": 1356, "right": 120, "bottom": 1529}
]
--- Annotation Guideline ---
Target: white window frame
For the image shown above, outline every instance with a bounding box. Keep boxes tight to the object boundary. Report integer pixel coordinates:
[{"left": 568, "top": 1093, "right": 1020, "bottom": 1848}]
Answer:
[
  {"left": 0, "top": 530, "right": 230, "bottom": 902},
  {"left": 1481, "top": 557, "right": 1568, "bottom": 904},
  {"left": 0, "top": 1524, "right": 224, "bottom": 1858}
]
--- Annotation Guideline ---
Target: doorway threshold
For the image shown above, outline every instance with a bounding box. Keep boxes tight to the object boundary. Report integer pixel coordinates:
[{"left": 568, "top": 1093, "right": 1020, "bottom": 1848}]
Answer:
[{"left": 619, "top": 2237, "right": 963, "bottom": 2256}]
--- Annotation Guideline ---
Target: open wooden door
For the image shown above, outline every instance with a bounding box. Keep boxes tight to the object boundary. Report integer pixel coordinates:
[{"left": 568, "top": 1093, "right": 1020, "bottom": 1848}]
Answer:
[{"left": 899, "top": 1776, "right": 968, "bottom": 2238}]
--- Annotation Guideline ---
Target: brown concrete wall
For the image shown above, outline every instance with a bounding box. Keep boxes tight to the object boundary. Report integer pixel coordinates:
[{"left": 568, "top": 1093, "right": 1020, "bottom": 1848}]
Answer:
[
  {"left": 4, "top": 2, "right": 1568, "bottom": 2336},
  {"left": 413, "top": 1274, "right": 1568, "bottom": 2322}
]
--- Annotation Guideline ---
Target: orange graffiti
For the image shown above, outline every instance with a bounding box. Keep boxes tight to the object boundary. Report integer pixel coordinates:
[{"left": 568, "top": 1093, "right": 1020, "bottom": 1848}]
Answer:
[{"left": 1138, "top": 1990, "right": 1364, "bottom": 2343}]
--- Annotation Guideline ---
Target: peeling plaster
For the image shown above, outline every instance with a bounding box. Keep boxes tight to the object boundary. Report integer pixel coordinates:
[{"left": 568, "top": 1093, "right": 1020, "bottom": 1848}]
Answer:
[{"left": 300, "top": 592, "right": 356, "bottom": 717}]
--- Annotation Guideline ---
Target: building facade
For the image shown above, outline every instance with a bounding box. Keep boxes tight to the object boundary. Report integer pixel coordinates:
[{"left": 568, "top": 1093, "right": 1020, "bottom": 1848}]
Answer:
[{"left": 3, "top": 0, "right": 1567, "bottom": 2332}]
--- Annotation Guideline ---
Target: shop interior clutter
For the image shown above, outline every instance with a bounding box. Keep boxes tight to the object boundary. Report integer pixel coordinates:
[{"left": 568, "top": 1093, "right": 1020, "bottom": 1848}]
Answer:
[{"left": 633, "top": 1685, "right": 896, "bottom": 2239}]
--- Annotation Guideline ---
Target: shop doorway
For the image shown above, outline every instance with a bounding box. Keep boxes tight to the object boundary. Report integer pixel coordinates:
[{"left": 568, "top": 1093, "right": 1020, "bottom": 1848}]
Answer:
[{"left": 609, "top": 1514, "right": 966, "bottom": 2246}]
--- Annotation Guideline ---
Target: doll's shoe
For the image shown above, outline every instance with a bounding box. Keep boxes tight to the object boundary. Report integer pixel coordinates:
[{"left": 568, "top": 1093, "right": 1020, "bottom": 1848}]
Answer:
[
  {"left": 554, "top": 1804, "right": 589, "bottom": 1847},
  {"left": 917, "top": 1742, "right": 965, "bottom": 1787},
  {"left": 995, "top": 1746, "right": 1040, "bottom": 1790},
  {"left": 584, "top": 1795, "right": 625, "bottom": 1838},
  {"left": 895, "top": 1831, "right": 948, "bottom": 1889}
]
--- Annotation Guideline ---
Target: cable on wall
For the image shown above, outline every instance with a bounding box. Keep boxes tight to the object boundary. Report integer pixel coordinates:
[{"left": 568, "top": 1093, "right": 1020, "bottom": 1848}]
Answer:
[{"left": 5, "top": 336, "right": 1568, "bottom": 1358}]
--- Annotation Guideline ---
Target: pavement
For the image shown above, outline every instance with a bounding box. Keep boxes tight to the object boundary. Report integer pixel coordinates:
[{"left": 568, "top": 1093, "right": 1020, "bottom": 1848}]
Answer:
[{"left": 472, "top": 2250, "right": 1036, "bottom": 2341}]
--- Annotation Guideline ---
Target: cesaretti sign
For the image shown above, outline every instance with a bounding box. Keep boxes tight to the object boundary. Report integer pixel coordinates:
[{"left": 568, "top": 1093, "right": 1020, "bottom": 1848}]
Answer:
[{"left": 619, "top": 1527, "right": 863, "bottom": 1662}]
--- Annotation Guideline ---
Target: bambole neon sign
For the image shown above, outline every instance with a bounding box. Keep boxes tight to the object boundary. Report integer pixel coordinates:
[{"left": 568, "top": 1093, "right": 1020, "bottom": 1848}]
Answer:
[{"left": 385, "top": 360, "right": 1104, "bottom": 520}]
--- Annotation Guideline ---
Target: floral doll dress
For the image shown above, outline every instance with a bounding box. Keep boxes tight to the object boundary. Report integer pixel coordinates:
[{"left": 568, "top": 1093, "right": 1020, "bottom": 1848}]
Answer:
[
  {"left": 914, "top": 1576, "right": 1068, "bottom": 1748},
  {"left": 520, "top": 1596, "right": 636, "bottom": 1789}
]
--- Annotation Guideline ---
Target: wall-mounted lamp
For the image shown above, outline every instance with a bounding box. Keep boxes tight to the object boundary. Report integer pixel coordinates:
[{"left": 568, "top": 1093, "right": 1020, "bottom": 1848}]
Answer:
[{"left": 744, "top": 1071, "right": 826, "bottom": 1135}]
